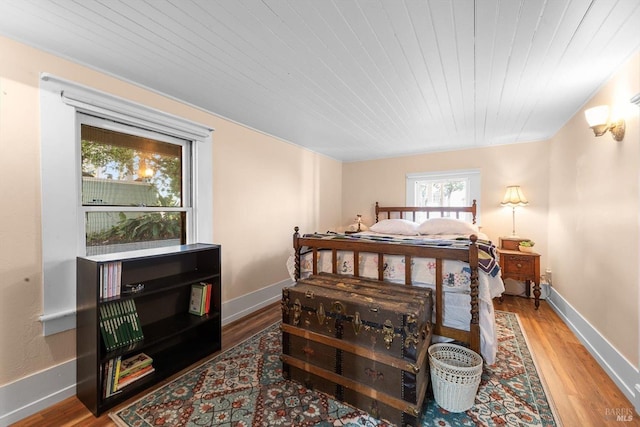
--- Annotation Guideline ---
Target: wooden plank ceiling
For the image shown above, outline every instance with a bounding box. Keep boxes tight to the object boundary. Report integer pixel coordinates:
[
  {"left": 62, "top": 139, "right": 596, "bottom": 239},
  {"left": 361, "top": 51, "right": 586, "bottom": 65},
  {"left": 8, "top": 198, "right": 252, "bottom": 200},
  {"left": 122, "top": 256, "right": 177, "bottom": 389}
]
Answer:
[{"left": 0, "top": 0, "right": 639, "bottom": 161}]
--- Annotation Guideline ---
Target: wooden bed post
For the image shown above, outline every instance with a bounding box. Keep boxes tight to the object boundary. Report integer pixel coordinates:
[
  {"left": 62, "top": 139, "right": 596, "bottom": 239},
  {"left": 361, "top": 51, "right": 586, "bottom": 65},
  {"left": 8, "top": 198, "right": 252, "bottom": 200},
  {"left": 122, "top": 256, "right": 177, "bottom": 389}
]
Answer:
[
  {"left": 468, "top": 234, "right": 481, "bottom": 355},
  {"left": 375, "top": 201, "right": 380, "bottom": 223},
  {"left": 471, "top": 200, "right": 477, "bottom": 224},
  {"left": 293, "top": 226, "right": 301, "bottom": 281}
]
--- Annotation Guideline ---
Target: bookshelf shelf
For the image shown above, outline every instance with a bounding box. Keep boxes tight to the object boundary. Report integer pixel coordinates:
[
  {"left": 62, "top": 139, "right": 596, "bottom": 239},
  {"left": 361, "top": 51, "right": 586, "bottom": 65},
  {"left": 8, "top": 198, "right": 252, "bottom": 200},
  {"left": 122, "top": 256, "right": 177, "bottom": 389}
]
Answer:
[
  {"left": 101, "top": 271, "right": 221, "bottom": 303},
  {"left": 76, "top": 243, "right": 222, "bottom": 416},
  {"left": 100, "top": 311, "right": 221, "bottom": 362}
]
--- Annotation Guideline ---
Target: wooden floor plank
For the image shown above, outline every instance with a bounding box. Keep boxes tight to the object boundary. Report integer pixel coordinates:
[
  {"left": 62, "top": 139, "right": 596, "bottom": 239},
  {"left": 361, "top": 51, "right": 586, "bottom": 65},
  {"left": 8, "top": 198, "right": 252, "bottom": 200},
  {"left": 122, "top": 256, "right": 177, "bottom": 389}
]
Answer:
[{"left": 10, "top": 296, "right": 639, "bottom": 426}]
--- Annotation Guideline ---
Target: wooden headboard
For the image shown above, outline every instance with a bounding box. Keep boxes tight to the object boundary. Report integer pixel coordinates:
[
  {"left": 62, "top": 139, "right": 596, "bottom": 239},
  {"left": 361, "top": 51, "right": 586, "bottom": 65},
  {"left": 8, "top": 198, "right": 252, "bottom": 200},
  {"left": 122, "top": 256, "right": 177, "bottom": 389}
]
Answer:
[{"left": 375, "top": 199, "right": 477, "bottom": 224}]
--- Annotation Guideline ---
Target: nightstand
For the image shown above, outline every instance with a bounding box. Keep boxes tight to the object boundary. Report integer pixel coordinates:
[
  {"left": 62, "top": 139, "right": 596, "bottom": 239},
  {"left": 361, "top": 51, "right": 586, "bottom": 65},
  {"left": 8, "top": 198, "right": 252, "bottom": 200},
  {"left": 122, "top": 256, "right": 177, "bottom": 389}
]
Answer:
[{"left": 498, "top": 249, "right": 541, "bottom": 309}]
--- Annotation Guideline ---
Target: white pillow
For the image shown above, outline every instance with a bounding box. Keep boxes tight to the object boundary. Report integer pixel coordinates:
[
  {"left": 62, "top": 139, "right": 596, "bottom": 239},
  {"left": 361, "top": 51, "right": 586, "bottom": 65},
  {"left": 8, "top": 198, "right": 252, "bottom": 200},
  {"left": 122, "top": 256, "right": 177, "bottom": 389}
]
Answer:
[
  {"left": 417, "top": 217, "right": 479, "bottom": 236},
  {"left": 369, "top": 219, "right": 419, "bottom": 235}
]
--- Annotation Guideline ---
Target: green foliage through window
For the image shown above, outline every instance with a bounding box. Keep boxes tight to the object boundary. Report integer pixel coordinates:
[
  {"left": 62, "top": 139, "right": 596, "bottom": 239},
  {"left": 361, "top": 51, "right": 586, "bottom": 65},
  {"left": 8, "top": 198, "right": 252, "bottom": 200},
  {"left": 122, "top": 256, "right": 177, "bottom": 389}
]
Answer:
[{"left": 87, "top": 212, "right": 183, "bottom": 247}]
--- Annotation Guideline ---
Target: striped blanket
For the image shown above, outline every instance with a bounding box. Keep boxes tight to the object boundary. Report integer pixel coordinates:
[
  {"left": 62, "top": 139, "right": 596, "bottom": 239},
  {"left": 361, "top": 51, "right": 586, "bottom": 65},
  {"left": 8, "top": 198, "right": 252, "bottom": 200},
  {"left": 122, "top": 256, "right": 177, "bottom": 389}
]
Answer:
[{"left": 301, "top": 232, "right": 501, "bottom": 277}]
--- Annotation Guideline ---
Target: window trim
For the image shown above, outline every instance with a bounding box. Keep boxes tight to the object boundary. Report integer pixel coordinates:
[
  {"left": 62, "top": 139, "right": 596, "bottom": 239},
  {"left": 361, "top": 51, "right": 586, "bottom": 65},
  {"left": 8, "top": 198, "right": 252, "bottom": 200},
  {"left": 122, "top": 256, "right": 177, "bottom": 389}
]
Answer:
[
  {"left": 39, "top": 73, "right": 214, "bottom": 335},
  {"left": 406, "top": 169, "right": 481, "bottom": 223}
]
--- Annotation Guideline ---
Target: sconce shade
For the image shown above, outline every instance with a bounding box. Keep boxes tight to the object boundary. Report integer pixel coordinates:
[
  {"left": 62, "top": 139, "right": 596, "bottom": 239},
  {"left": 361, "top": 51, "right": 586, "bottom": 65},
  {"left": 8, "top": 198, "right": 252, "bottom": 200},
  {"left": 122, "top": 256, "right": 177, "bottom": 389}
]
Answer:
[
  {"left": 501, "top": 186, "right": 528, "bottom": 207},
  {"left": 584, "top": 105, "right": 610, "bottom": 127}
]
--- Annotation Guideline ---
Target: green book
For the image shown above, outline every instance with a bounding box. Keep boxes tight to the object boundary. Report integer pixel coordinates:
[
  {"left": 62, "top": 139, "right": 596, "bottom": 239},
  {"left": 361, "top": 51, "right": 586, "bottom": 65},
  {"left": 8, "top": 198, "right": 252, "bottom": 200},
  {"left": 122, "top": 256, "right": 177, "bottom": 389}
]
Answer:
[
  {"left": 189, "top": 283, "right": 207, "bottom": 316},
  {"left": 118, "top": 352, "right": 153, "bottom": 378},
  {"left": 107, "top": 303, "right": 122, "bottom": 349},
  {"left": 105, "top": 304, "right": 119, "bottom": 351},
  {"left": 115, "top": 301, "right": 132, "bottom": 346},
  {"left": 99, "top": 305, "right": 114, "bottom": 351},
  {"left": 126, "top": 299, "right": 144, "bottom": 341}
]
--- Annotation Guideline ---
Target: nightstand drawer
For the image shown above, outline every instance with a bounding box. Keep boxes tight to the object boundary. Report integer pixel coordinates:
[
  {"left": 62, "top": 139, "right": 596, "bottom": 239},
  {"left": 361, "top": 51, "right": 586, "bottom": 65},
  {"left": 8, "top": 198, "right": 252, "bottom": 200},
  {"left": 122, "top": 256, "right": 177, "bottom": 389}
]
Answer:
[
  {"left": 497, "top": 247, "right": 541, "bottom": 309},
  {"left": 501, "top": 255, "right": 535, "bottom": 276}
]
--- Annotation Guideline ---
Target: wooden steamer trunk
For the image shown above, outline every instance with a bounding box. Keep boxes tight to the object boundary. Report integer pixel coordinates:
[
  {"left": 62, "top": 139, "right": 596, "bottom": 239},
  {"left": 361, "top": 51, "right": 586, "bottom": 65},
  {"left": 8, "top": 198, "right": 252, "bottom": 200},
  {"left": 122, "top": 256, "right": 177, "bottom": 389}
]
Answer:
[{"left": 281, "top": 273, "right": 433, "bottom": 426}]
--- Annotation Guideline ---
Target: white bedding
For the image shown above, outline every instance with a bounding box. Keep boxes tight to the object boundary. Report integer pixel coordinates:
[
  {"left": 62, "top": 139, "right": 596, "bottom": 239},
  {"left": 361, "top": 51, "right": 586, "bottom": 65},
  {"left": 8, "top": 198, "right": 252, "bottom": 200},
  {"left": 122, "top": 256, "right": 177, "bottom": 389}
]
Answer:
[{"left": 287, "top": 230, "right": 504, "bottom": 364}]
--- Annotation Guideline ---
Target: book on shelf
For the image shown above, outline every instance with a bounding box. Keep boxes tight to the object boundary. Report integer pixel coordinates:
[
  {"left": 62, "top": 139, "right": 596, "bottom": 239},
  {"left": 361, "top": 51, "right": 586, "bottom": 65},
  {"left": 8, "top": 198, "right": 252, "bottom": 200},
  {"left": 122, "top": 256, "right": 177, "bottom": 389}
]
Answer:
[
  {"left": 99, "top": 306, "right": 115, "bottom": 351},
  {"left": 189, "top": 283, "right": 208, "bottom": 316},
  {"left": 114, "top": 352, "right": 154, "bottom": 391},
  {"left": 112, "top": 357, "right": 122, "bottom": 394},
  {"left": 101, "top": 304, "right": 121, "bottom": 350},
  {"left": 125, "top": 299, "right": 144, "bottom": 342},
  {"left": 114, "top": 301, "right": 134, "bottom": 346},
  {"left": 99, "top": 299, "right": 144, "bottom": 351},
  {"left": 204, "top": 282, "right": 212, "bottom": 314},
  {"left": 103, "top": 353, "right": 155, "bottom": 396},
  {"left": 99, "top": 261, "right": 122, "bottom": 299},
  {"left": 117, "top": 364, "right": 155, "bottom": 389},
  {"left": 102, "top": 356, "right": 122, "bottom": 398},
  {"left": 118, "top": 352, "right": 153, "bottom": 377}
]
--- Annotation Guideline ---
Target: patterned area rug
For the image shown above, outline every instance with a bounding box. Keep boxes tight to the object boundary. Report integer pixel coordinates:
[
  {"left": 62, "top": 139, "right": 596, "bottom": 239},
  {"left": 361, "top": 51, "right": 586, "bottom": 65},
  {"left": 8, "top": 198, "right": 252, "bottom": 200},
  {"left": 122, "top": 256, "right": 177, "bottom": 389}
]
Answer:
[{"left": 110, "top": 311, "right": 559, "bottom": 426}]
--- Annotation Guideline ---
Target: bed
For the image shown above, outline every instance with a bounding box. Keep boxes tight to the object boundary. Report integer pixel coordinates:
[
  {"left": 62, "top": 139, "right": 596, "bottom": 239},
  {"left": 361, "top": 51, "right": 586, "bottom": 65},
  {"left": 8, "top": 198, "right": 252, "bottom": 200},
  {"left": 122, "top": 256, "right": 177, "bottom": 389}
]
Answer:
[{"left": 288, "top": 201, "right": 504, "bottom": 365}]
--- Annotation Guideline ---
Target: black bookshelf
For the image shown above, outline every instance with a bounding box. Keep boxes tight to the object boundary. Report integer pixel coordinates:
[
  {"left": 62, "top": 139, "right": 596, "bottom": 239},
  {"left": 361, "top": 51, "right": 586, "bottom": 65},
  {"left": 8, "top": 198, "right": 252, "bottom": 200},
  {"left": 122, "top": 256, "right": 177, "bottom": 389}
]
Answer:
[{"left": 76, "top": 243, "right": 221, "bottom": 416}]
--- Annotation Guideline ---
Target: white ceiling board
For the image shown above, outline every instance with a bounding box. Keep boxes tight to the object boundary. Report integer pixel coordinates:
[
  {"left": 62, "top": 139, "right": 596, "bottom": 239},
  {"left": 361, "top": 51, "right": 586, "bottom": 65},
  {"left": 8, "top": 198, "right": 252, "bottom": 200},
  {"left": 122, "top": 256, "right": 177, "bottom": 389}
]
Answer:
[{"left": 0, "top": 0, "right": 638, "bottom": 161}]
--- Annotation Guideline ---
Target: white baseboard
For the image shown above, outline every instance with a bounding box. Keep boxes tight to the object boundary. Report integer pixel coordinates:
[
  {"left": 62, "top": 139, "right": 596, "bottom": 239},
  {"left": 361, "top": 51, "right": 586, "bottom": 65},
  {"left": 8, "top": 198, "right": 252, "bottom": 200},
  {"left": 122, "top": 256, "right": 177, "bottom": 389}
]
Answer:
[
  {"left": 0, "top": 278, "right": 294, "bottom": 426},
  {"left": 547, "top": 287, "right": 639, "bottom": 414},
  {"left": 221, "top": 278, "right": 293, "bottom": 325},
  {"left": 0, "top": 359, "right": 76, "bottom": 427}
]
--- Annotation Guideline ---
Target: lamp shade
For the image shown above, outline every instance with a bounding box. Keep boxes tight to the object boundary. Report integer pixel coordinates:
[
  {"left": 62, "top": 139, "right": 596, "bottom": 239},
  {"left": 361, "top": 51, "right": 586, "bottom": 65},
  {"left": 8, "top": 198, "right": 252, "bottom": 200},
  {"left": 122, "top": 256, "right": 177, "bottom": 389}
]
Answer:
[
  {"left": 584, "top": 105, "right": 610, "bottom": 127},
  {"left": 501, "top": 186, "right": 528, "bottom": 207}
]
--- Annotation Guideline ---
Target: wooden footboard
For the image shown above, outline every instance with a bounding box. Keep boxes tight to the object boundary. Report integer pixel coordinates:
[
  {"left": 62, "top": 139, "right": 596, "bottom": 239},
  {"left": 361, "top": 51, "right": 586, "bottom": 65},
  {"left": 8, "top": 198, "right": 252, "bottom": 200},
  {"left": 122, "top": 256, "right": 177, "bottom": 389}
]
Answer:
[{"left": 292, "top": 227, "right": 481, "bottom": 356}]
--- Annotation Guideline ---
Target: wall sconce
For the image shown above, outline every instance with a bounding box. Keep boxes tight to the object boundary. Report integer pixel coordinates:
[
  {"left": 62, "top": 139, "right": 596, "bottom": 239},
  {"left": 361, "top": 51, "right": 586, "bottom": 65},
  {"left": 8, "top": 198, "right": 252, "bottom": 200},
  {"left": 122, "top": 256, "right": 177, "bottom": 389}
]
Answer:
[
  {"left": 584, "top": 105, "right": 625, "bottom": 141},
  {"left": 501, "top": 185, "right": 528, "bottom": 237}
]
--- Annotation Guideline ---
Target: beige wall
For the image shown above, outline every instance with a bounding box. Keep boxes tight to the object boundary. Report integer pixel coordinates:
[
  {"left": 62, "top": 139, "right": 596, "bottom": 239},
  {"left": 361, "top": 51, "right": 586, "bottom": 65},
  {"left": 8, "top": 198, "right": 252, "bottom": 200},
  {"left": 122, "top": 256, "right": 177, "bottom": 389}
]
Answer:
[
  {"left": 342, "top": 141, "right": 552, "bottom": 271},
  {"left": 547, "top": 52, "right": 639, "bottom": 366},
  {"left": 212, "top": 120, "right": 343, "bottom": 301},
  {"left": 0, "top": 36, "right": 342, "bottom": 385}
]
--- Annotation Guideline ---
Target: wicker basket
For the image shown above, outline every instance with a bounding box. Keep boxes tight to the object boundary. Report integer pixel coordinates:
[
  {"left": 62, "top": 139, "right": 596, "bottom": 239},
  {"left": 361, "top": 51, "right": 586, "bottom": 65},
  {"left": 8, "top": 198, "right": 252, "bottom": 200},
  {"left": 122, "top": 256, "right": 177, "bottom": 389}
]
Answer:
[{"left": 428, "top": 343, "right": 483, "bottom": 412}]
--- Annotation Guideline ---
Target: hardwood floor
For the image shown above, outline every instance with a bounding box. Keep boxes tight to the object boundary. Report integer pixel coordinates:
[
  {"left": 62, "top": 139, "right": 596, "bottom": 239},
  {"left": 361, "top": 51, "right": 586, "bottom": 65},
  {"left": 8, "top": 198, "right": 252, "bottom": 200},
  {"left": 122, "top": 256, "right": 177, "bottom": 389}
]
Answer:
[
  {"left": 11, "top": 296, "right": 639, "bottom": 426},
  {"left": 500, "top": 296, "right": 639, "bottom": 427}
]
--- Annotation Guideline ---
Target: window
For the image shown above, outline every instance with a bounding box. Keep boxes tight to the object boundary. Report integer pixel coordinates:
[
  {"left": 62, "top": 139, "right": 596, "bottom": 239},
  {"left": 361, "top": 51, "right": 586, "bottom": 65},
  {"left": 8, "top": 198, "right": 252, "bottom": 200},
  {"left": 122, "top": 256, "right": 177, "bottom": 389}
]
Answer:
[
  {"left": 80, "top": 117, "right": 190, "bottom": 255},
  {"left": 40, "top": 74, "right": 213, "bottom": 335},
  {"left": 406, "top": 169, "right": 481, "bottom": 223}
]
